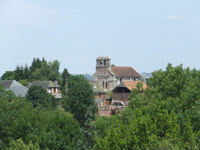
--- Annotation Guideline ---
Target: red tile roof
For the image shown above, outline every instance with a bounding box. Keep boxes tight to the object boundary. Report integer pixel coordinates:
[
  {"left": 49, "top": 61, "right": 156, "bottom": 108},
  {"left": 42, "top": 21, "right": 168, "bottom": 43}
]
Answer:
[
  {"left": 123, "top": 81, "right": 147, "bottom": 91},
  {"left": 111, "top": 66, "right": 142, "bottom": 78}
]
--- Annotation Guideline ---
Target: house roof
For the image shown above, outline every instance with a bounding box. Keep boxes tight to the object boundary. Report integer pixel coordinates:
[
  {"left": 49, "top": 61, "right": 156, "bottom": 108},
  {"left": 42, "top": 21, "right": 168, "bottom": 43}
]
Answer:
[
  {"left": 0, "top": 80, "right": 13, "bottom": 88},
  {"left": 27, "top": 81, "right": 60, "bottom": 89},
  {"left": 90, "top": 81, "right": 105, "bottom": 94},
  {"left": 0, "top": 80, "right": 28, "bottom": 97},
  {"left": 111, "top": 66, "right": 142, "bottom": 78},
  {"left": 113, "top": 81, "right": 147, "bottom": 91}
]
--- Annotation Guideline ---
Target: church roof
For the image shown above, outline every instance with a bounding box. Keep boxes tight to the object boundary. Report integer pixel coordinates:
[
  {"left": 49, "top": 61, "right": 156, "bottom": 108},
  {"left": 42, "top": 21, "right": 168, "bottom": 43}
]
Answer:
[{"left": 111, "top": 66, "right": 142, "bottom": 78}]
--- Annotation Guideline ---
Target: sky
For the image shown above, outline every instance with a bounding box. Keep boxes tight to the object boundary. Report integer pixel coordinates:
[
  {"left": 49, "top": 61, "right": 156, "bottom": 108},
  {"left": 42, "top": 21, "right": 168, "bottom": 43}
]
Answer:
[{"left": 0, "top": 0, "right": 200, "bottom": 77}]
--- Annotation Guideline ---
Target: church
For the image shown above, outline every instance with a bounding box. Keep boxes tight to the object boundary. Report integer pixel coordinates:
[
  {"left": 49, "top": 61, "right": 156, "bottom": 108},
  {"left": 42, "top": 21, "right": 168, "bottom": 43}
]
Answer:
[{"left": 93, "top": 56, "right": 142, "bottom": 91}]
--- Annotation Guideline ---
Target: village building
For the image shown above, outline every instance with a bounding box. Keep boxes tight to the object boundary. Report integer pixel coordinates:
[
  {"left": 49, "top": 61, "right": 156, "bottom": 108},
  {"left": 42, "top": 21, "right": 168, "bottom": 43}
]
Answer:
[
  {"left": 112, "top": 81, "right": 147, "bottom": 106},
  {"left": 27, "top": 80, "right": 62, "bottom": 100},
  {"left": 90, "top": 80, "right": 106, "bottom": 108},
  {"left": 93, "top": 56, "right": 142, "bottom": 91},
  {"left": 0, "top": 80, "right": 28, "bottom": 98}
]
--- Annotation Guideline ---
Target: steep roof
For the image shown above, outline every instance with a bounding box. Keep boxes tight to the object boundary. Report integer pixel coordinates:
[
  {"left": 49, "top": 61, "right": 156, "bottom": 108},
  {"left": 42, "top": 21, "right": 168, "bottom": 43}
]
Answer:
[
  {"left": 113, "top": 81, "right": 147, "bottom": 91},
  {"left": 90, "top": 81, "right": 105, "bottom": 94},
  {"left": 0, "top": 80, "right": 13, "bottom": 88},
  {"left": 111, "top": 66, "right": 142, "bottom": 78},
  {"left": 0, "top": 80, "right": 28, "bottom": 97},
  {"left": 27, "top": 81, "right": 60, "bottom": 89}
]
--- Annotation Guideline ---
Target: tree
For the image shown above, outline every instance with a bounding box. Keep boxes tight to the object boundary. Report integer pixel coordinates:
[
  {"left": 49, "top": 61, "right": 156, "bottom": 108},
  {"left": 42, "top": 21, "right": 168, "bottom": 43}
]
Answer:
[
  {"left": 26, "top": 85, "right": 57, "bottom": 108},
  {"left": 14, "top": 65, "right": 24, "bottom": 81},
  {"left": 48, "top": 60, "right": 61, "bottom": 83},
  {"left": 1, "top": 71, "right": 15, "bottom": 80},
  {"left": 64, "top": 75, "right": 97, "bottom": 127},
  {"left": 61, "top": 68, "right": 70, "bottom": 91},
  {"left": 23, "top": 64, "right": 30, "bottom": 79}
]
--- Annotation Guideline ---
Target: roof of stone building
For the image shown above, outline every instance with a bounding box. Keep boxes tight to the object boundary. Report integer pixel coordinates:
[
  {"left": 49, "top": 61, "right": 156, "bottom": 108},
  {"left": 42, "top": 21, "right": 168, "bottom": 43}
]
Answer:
[
  {"left": 0, "top": 80, "right": 28, "bottom": 97},
  {"left": 90, "top": 81, "right": 105, "bottom": 94},
  {"left": 111, "top": 66, "right": 142, "bottom": 78},
  {"left": 97, "top": 56, "right": 110, "bottom": 60},
  {"left": 114, "top": 81, "right": 147, "bottom": 91},
  {"left": 27, "top": 81, "right": 60, "bottom": 89}
]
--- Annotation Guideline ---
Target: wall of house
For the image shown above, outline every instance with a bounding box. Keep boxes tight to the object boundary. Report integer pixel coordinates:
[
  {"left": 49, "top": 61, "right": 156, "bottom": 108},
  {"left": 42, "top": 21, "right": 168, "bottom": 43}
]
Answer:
[
  {"left": 95, "top": 93, "right": 106, "bottom": 107},
  {"left": 112, "top": 93, "right": 131, "bottom": 106}
]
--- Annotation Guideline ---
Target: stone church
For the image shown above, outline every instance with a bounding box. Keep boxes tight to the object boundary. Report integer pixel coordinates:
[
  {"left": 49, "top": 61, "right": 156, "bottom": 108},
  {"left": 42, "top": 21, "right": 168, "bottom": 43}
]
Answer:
[{"left": 93, "top": 56, "right": 142, "bottom": 91}]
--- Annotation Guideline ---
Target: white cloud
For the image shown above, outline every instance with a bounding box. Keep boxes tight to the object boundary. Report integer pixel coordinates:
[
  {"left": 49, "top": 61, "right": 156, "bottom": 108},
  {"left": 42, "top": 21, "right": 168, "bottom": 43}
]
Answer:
[
  {"left": 0, "top": 0, "right": 60, "bottom": 27},
  {"left": 166, "top": 15, "right": 182, "bottom": 20}
]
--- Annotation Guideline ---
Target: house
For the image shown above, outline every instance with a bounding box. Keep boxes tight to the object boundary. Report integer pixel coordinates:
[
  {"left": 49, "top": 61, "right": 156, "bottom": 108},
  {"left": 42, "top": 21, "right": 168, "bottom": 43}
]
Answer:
[
  {"left": 93, "top": 56, "right": 142, "bottom": 91},
  {"left": 112, "top": 81, "right": 147, "bottom": 106},
  {"left": 90, "top": 80, "right": 106, "bottom": 108},
  {"left": 27, "top": 80, "right": 62, "bottom": 99},
  {"left": 0, "top": 80, "right": 28, "bottom": 98}
]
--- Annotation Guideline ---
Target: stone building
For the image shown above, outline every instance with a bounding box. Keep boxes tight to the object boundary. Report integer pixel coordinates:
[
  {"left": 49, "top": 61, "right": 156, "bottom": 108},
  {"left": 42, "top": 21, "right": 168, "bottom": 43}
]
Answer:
[
  {"left": 90, "top": 80, "right": 106, "bottom": 108},
  {"left": 93, "top": 56, "right": 142, "bottom": 91},
  {"left": 27, "top": 80, "right": 62, "bottom": 100}
]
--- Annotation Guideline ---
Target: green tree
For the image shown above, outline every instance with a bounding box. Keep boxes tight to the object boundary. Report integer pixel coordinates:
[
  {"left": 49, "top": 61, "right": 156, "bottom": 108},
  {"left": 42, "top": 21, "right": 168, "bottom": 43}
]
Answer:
[
  {"left": 26, "top": 85, "right": 57, "bottom": 108},
  {"left": 1, "top": 71, "right": 15, "bottom": 80},
  {"left": 48, "top": 60, "right": 61, "bottom": 83},
  {"left": 14, "top": 65, "right": 24, "bottom": 81},
  {"left": 61, "top": 68, "right": 70, "bottom": 95},
  {"left": 23, "top": 64, "right": 30, "bottom": 79},
  {"left": 65, "top": 75, "right": 97, "bottom": 127}
]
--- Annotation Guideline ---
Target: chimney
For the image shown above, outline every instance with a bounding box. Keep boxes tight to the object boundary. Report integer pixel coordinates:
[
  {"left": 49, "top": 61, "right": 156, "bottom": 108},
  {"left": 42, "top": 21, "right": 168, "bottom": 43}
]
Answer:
[{"left": 54, "top": 80, "right": 58, "bottom": 85}]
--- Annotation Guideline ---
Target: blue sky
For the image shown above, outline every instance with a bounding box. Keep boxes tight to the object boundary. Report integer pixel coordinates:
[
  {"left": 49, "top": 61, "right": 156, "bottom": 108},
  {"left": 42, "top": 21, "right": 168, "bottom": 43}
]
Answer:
[{"left": 0, "top": 0, "right": 200, "bottom": 76}]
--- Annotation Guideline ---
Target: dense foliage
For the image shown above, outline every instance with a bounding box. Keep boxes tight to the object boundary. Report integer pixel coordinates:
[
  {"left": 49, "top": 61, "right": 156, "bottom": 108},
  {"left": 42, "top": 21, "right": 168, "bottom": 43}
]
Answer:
[
  {"left": 63, "top": 75, "right": 97, "bottom": 127},
  {"left": 26, "top": 85, "right": 57, "bottom": 108},
  {"left": 93, "top": 63, "right": 200, "bottom": 149},
  {"left": 0, "top": 84, "right": 82, "bottom": 150},
  {"left": 1, "top": 58, "right": 63, "bottom": 86},
  {"left": 1, "top": 63, "right": 200, "bottom": 149}
]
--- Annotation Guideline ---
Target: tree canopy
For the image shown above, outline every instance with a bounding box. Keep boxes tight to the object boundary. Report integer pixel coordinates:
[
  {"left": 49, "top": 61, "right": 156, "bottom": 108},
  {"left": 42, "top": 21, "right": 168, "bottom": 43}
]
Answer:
[
  {"left": 0, "top": 58, "right": 62, "bottom": 86},
  {"left": 63, "top": 75, "right": 97, "bottom": 127},
  {"left": 25, "top": 85, "right": 57, "bottom": 108}
]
